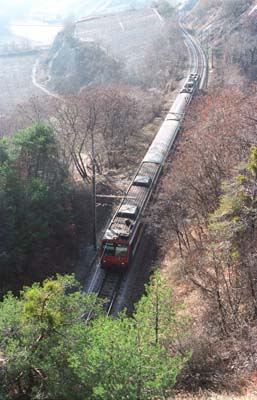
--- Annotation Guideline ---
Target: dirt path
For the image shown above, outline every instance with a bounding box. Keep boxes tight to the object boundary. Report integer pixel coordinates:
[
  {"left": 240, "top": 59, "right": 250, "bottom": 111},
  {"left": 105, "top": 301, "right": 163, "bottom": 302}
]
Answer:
[{"left": 32, "top": 54, "right": 61, "bottom": 99}]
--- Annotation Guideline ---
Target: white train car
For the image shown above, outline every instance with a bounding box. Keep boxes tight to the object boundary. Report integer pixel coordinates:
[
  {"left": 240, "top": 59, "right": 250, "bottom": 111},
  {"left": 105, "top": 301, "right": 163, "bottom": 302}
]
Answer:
[{"left": 101, "top": 73, "right": 200, "bottom": 270}]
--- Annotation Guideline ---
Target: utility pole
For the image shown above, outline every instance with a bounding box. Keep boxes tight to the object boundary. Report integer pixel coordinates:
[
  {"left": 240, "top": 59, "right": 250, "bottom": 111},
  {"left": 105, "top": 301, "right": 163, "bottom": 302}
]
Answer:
[
  {"left": 91, "top": 131, "right": 97, "bottom": 251},
  {"left": 205, "top": 32, "right": 210, "bottom": 90}
]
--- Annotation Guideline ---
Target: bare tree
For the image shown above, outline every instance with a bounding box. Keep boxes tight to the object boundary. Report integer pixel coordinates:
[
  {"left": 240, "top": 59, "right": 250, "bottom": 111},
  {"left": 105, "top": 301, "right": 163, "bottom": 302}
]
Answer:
[
  {"left": 134, "top": 20, "right": 186, "bottom": 89},
  {"left": 50, "top": 92, "right": 100, "bottom": 182}
]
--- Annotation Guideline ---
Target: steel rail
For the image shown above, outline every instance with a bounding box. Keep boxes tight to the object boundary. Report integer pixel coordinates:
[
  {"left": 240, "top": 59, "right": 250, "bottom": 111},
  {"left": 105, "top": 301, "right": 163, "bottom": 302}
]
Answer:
[
  {"left": 98, "top": 272, "right": 123, "bottom": 315},
  {"left": 180, "top": 23, "right": 207, "bottom": 89},
  {"left": 180, "top": 23, "right": 207, "bottom": 88},
  {"left": 85, "top": 271, "right": 123, "bottom": 321}
]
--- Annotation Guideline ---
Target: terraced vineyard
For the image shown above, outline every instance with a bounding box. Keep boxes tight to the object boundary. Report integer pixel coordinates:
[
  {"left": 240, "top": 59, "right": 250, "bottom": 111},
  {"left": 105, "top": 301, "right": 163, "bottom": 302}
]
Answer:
[
  {"left": 75, "top": 8, "right": 164, "bottom": 69},
  {"left": 0, "top": 52, "right": 42, "bottom": 118},
  {"left": 0, "top": 7, "right": 167, "bottom": 119}
]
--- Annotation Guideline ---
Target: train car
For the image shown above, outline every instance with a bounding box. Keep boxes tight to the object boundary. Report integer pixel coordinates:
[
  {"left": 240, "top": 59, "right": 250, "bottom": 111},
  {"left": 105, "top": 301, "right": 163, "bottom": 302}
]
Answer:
[
  {"left": 101, "top": 162, "right": 160, "bottom": 270},
  {"left": 100, "top": 73, "right": 200, "bottom": 271},
  {"left": 142, "top": 119, "right": 180, "bottom": 164}
]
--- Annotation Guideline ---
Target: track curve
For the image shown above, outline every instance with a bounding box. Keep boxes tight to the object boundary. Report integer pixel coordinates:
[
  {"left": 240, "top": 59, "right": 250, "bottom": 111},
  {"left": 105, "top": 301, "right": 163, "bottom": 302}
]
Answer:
[{"left": 180, "top": 23, "right": 207, "bottom": 88}]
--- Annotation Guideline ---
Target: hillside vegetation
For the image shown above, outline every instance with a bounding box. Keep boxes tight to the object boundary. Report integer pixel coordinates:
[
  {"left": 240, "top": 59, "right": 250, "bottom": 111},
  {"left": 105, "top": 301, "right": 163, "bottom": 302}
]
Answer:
[
  {"left": 152, "top": 8, "right": 257, "bottom": 392},
  {"left": 0, "top": 124, "right": 82, "bottom": 297},
  {"left": 151, "top": 89, "right": 257, "bottom": 395},
  {"left": 188, "top": 0, "right": 257, "bottom": 84},
  {"left": 0, "top": 273, "right": 189, "bottom": 399}
]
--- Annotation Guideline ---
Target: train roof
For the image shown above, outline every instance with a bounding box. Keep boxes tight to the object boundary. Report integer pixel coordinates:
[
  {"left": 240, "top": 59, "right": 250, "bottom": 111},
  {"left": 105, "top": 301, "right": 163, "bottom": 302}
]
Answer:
[
  {"left": 167, "top": 92, "right": 191, "bottom": 116},
  {"left": 142, "top": 119, "right": 180, "bottom": 164},
  {"left": 103, "top": 163, "right": 159, "bottom": 241},
  {"left": 104, "top": 216, "right": 132, "bottom": 240}
]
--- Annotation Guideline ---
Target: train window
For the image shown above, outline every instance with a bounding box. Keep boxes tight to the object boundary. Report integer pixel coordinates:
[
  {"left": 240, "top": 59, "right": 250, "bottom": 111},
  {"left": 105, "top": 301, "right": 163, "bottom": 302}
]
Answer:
[
  {"left": 115, "top": 245, "right": 128, "bottom": 258},
  {"left": 104, "top": 243, "right": 115, "bottom": 256},
  {"left": 103, "top": 243, "right": 128, "bottom": 258}
]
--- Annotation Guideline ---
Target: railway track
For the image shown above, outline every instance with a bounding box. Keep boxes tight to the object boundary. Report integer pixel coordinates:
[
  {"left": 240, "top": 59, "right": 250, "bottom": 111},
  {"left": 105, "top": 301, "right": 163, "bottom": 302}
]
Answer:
[
  {"left": 98, "top": 272, "right": 123, "bottom": 315},
  {"left": 180, "top": 23, "right": 207, "bottom": 89},
  {"left": 84, "top": 24, "right": 207, "bottom": 315}
]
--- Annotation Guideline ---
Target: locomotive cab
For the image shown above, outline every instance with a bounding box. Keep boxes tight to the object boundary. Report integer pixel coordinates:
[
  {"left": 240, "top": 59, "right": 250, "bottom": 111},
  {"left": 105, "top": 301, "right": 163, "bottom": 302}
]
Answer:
[
  {"left": 101, "top": 240, "right": 130, "bottom": 270},
  {"left": 100, "top": 204, "right": 139, "bottom": 270}
]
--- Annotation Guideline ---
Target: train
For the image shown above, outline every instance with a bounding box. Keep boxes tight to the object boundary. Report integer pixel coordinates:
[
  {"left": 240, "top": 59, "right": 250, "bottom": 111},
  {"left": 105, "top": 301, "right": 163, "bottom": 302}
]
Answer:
[{"left": 100, "top": 72, "right": 200, "bottom": 270}]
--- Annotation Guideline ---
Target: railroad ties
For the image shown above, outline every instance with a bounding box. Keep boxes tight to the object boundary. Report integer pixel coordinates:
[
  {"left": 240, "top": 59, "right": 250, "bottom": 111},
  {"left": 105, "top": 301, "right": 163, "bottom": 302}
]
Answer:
[{"left": 98, "top": 272, "right": 124, "bottom": 315}]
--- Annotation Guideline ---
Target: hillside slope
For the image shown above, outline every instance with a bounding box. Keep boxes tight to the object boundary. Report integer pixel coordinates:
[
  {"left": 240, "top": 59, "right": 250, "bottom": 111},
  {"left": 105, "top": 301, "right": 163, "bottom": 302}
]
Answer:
[
  {"left": 42, "top": 29, "right": 123, "bottom": 93},
  {"left": 150, "top": 1, "right": 257, "bottom": 397},
  {"left": 187, "top": 0, "right": 257, "bottom": 85},
  {"left": 36, "top": 7, "right": 186, "bottom": 93}
]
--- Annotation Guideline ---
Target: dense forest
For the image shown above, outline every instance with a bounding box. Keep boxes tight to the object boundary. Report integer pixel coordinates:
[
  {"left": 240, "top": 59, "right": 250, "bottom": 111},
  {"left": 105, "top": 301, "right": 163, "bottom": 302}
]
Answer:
[
  {"left": 0, "top": 273, "right": 189, "bottom": 399},
  {"left": 0, "top": 124, "right": 78, "bottom": 296}
]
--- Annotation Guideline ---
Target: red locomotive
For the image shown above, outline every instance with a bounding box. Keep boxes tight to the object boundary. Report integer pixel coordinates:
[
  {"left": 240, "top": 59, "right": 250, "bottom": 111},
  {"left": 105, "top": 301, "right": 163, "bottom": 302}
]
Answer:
[{"left": 100, "top": 171, "right": 156, "bottom": 270}]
